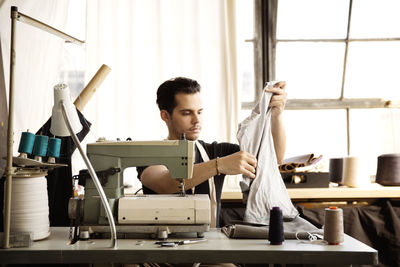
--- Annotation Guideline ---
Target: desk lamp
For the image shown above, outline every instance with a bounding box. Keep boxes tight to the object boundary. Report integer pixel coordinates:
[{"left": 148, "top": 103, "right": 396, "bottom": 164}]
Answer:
[{"left": 4, "top": 6, "right": 117, "bottom": 248}]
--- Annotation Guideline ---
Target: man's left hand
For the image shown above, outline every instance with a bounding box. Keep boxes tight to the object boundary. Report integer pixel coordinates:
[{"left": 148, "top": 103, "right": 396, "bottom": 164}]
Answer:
[{"left": 265, "top": 81, "right": 287, "bottom": 117}]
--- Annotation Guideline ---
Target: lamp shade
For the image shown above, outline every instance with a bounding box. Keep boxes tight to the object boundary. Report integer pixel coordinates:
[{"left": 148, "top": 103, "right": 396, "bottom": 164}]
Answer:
[{"left": 50, "top": 84, "right": 82, "bottom": 136}]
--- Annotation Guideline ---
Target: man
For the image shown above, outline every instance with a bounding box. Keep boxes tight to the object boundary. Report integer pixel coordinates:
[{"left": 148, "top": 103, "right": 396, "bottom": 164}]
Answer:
[{"left": 137, "top": 77, "right": 287, "bottom": 227}]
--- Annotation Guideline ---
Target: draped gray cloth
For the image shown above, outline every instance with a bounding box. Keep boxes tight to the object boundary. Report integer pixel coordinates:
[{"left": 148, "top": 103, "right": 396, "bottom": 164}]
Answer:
[
  {"left": 237, "top": 90, "right": 298, "bottom": 222},
  {"left": 236, "top": 89, "right": 319, "bottom": 234}
]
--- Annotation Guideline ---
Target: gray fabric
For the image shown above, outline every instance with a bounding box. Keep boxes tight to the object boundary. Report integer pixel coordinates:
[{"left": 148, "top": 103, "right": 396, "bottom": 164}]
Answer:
[
  {"left": 222, "top": 217, "right": 323, "bottom": 239},
  {"left": 237, "top": 90, "right": 298, "bottom": 223},
  {"left": 236, "top": 89, "right": 319, "bottom": 234}
]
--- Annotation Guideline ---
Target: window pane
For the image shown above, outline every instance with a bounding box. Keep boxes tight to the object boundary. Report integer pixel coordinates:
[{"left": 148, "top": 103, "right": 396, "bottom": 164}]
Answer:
[
  {"left": 276, "top": 42, "right": 345, "bottom": 99},
  {"left": 350, "top": 0, "right": 400, "bottom": 38},
  {"left": 284, "top": 110, "right": 347, "bottom": 163},
  {"left": 344, "top": 41, "right": 400, "bottom": 99},
  {"left": 238, "top": 43, "right": 255, "bottom": 102},
  {"left": 236, "top": 0, "right": 254, "bottom": 40},
  {"left": 61, "top": 0, "right": 87, "bottom": 99},
  {"left": 236, "top": 0, "right": 255, "bottom": 102},
  {"left": 350, "top": 108, "right": 400, "bottom": 177},
  {"left": 277, "top": 0, "right": 349, "bottom": 39}
]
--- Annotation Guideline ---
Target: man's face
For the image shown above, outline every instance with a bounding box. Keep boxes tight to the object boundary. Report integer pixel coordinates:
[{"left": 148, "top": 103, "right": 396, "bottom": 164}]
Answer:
[{"left": 164, "top": 92, "right": 203, "bottom": 141}]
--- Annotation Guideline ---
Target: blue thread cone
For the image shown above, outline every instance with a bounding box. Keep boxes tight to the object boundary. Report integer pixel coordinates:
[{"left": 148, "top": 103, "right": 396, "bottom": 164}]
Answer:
[
  {"left": 268, "top": 206, "right": 284, "bottom": 245},
  {"left": 47, "top": 137, "right": 61, "bottom": 158},
  {"left": 33, "top": 135, "right": 49, "bottom": 157},
  {"left": 18, "top": 132, "right": 35, "bottom": 154}
]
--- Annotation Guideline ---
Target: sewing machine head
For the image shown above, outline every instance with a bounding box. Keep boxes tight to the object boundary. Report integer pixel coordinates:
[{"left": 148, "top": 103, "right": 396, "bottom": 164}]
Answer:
[
  {"left": 71, "top": 139, "right": 209, "bottom": 239},
  {"left": 87, "top": 139, "right": 195, "bottom": 179},
  {"left": 82, "top": 139, "right": 198, "bottom": 224}
]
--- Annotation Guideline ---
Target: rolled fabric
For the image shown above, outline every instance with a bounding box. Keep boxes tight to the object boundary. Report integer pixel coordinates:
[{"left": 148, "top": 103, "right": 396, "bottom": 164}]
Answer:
[
  {"left": 221, "top": 216, "right": 322, "bottom": 239},
  {"left": 221, "top": 223, "right": 322, "bottom": 240},
  {"left": 376, "top": 153, "right": 400, "bottom": 186}
]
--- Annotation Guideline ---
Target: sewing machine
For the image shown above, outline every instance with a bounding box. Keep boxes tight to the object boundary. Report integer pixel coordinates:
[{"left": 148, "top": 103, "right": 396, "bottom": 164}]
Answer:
[{"left": 71, "top": 139, "right": 210, "bottom": 239}]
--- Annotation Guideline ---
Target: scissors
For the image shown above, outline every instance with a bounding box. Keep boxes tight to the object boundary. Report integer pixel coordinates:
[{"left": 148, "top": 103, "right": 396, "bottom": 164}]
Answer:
[{"left": 155, "top": 238, "right": 207, "bottom": 247}]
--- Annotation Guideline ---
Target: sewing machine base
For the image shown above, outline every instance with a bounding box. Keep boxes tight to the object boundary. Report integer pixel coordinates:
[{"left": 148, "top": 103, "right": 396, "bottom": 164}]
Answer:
[{"left": 84, "top": 224, "right": 209, "bottom": 239}]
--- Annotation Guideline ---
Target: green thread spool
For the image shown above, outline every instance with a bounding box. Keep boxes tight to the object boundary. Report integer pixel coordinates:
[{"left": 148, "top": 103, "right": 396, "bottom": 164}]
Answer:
[
  {"left": 33, "top": 135, "right": 49, "bottom": 157},
  {"left": 18, "top": 132, "right": 35, "bottom": 154},
  {"left": 47, "top": 137, "right": 61, "bottom": 158}
]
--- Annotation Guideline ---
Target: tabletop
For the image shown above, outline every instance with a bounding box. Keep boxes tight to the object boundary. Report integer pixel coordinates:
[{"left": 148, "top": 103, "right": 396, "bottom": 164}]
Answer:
[
  {"left": 222, "top": 183, "right": 400, "bottom": 202},
  {"left": 0, "top": 227, "right": 378, "bottom": 265}
]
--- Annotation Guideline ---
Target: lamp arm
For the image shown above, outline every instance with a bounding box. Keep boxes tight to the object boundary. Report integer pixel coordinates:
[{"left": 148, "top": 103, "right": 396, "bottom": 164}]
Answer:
[
  {"left": 15, "top": 8, "right": 84, "bottom": 45},
  {"left": 60, "top": 101, "right": 117, "bottom": 248}
]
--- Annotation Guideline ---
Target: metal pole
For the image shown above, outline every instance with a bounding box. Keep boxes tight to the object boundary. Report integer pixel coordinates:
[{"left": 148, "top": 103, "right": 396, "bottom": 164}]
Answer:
[
  {"left": 3, "top": 6, "right": 84, "bottom": 249},
  {"left": 3, "top": 6, "right": 18, "bottom": 249},
  {"left": 61, "top": 102, "right": 117, "bottom": 248}
]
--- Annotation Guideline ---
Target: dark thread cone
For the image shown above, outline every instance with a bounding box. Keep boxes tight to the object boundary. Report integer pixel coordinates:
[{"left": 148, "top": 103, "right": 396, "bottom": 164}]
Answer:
[{"left": 268, "top": 206, "right": 284, "bottom": 245}]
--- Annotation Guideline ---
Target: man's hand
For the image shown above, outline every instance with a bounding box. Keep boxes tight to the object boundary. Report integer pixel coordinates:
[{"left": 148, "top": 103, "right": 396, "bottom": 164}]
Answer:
[
  {"left": 265, "top": 81, "right": 287, "bottom": 164},
  {"left": 218, "top": 151, "right": 257, "bottom": 178},
  {"left": 265, "top": 81, "right": 287, "bottom": 117}
]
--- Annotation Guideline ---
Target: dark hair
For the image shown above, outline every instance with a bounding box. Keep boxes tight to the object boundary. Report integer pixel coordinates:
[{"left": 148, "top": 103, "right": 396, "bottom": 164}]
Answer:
[{"left": 156, "top": 77, "right": 201, "bottom": 114}]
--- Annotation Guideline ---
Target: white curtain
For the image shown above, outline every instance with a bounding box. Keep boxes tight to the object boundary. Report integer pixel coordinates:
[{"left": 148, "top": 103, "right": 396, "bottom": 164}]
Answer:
[
  {"left": 0, "top": 0, "right": 69, "bottom": 154},
  {"left": 85, "top": 0, "right": 239, "bottom": 144},
  {"left": 1, "top": 0, "right": 241, "bottom": 191}
]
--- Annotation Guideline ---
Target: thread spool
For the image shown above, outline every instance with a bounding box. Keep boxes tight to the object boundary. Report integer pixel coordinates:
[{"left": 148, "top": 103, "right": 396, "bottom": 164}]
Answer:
[
  {"left": 18, "top": 131, "right": 35, "bottom": 156},
  {"left": 342, "top": 156, "right": 368, "bottom": 187},
  {"left": 268, "top": 206, "right": 284, "bottom": 245},
  {"left": 9, "top": 174, "right": 50, "bottom": 241},
  {"left": 376, "top": 153, "right": 400, "bottom": 186},
  {"left": 47, "top": 137, "right": 61, "bottom": 163},
  {"left": 329, "top": 158, "right": 343, "bottom": 184},
  {"left": 32, "top": 135, "right": 49, "bottom": 161},
  {"left": 323, "top": 206, "right": 344, "bottom": 245}
]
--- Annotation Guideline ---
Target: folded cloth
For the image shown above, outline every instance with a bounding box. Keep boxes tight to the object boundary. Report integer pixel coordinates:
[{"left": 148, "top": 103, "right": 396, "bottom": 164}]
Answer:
[
  {"left": 279, "top": 154, "right": 323, "bottom": 172},
  {"left": 222, "top": 217, "right": 323, "bottom": 240}
]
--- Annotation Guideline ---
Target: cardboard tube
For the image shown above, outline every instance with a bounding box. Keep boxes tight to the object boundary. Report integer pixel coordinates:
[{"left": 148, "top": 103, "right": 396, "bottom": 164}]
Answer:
[{"left": 74, "top": 64, "right": 111, "bottom": 111}]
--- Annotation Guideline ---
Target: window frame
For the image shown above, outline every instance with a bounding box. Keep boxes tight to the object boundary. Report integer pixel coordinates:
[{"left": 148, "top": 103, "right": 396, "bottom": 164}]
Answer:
[{"left": 243, "top": 0, "right": 400, "bottom": 154}]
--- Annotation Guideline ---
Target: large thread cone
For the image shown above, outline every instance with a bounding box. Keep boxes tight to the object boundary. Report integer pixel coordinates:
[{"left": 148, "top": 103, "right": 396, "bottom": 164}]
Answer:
[{"left": 268, "top": 206, "right": 284, "bottom": 245}]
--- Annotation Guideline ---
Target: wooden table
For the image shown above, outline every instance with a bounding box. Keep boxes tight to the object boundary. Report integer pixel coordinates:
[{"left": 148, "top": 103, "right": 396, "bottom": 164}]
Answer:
[{"left": 222, "top": 184, "right": 400, "bottom": 202}]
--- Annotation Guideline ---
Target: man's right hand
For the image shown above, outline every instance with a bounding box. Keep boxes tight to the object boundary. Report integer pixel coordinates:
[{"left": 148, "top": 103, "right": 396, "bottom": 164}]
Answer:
[{"left": 218, "top": 151, "right": 257, "bottom": 178}]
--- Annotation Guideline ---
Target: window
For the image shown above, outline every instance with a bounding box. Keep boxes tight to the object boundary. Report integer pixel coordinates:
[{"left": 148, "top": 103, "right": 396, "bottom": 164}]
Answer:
[
  {"left": 60, "top": 0, "right": 86, "bottom": 99},
  {"left": 239, "top": 0, "right": 400, "bottom": 177}
]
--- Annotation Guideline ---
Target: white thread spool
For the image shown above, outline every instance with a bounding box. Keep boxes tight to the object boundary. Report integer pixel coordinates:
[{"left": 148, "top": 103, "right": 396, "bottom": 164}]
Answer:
[
  {"left": 323, "top": 206, "right": 344, "bottom": 245},
  {"left": 9, "top": 174, "right": 50, "bottom": 240},
  {"left": 342, "top": 156, "right": 368, "bottom": 187}
]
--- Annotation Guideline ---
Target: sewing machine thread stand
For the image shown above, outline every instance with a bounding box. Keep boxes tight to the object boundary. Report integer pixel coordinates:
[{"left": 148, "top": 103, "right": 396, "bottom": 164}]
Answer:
[
  {"left": 178, "top": 133, "right": 187, "bottom": 196},
  {"left": 178, "top": 179, "right": 186, "bottom": 196}
]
